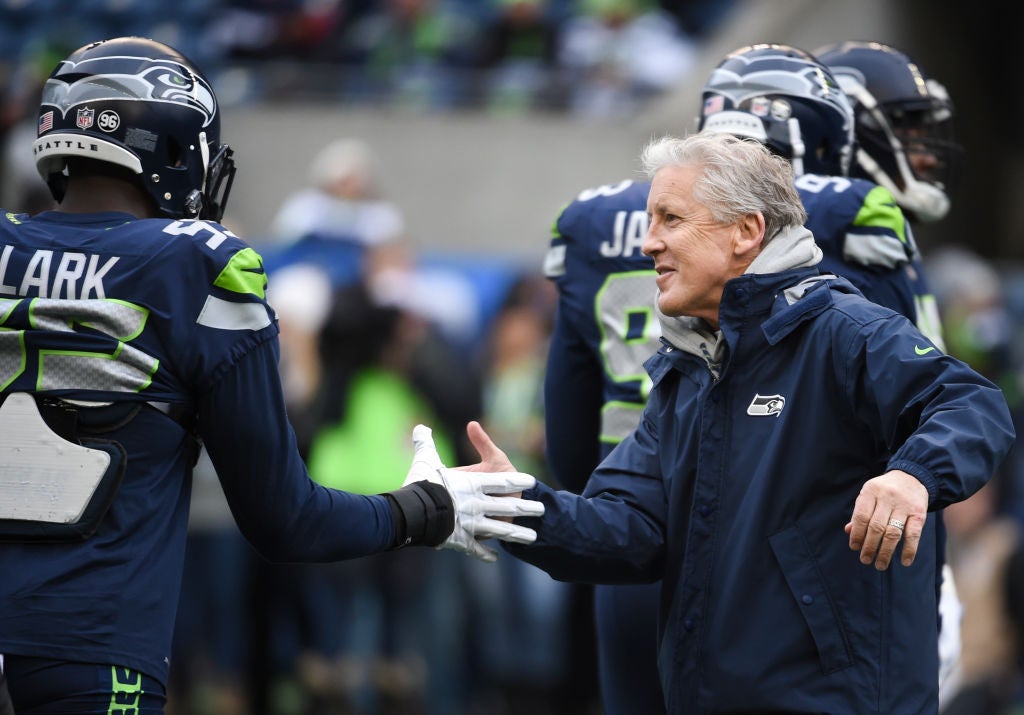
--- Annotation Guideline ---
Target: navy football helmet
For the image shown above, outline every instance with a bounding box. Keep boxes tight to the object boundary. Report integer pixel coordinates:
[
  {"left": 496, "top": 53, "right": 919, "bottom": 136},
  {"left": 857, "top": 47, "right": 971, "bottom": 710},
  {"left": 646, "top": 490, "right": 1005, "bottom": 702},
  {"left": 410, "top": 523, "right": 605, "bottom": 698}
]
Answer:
[
  {"left": 33, "top": 37, "right": 235, "bottom": 221},
  {"left": 698, "top": 43, "right": 855, "bottom": 177},
  {"left": 815, "top": 41, "right": 961, "bottom": 222}
]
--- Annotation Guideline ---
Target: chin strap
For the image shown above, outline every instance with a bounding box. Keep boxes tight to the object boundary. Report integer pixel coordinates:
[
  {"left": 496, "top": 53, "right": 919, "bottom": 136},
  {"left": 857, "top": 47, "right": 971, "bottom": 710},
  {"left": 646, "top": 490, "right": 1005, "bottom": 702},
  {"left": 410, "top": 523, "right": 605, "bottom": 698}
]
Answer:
[{"left": 786, "top": 117, "right": 805, "bottom": 177}]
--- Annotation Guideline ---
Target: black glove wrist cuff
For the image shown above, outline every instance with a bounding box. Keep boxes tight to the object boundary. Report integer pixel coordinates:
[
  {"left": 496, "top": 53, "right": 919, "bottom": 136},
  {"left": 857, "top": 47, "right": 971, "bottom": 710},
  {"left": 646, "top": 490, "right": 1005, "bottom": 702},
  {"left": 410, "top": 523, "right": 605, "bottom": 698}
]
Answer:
[{"left": 385, "top": 481, "right": 454, "bottom": 548}]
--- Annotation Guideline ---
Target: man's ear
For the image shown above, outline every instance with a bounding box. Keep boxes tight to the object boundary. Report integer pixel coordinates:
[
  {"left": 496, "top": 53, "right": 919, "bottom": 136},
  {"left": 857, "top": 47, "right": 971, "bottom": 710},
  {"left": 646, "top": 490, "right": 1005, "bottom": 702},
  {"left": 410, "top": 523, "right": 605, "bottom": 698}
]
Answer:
[{"left": 734, "top": 212, "right": 766, "bottom": 257}]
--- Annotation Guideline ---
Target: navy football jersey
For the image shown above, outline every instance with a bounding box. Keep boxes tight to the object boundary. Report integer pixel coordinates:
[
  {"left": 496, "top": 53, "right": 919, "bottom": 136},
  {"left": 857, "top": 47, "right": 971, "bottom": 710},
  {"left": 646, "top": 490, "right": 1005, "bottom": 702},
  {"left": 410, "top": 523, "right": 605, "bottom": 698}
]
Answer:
[
  {"left": 543, "top": 180, "right": 661, "bottom": 493},
  {"left": 796, "top": 173, "right": 944, "bottom": 347},
  {"left": 0, "top": 210, "right": 394, "bottom": 685}
]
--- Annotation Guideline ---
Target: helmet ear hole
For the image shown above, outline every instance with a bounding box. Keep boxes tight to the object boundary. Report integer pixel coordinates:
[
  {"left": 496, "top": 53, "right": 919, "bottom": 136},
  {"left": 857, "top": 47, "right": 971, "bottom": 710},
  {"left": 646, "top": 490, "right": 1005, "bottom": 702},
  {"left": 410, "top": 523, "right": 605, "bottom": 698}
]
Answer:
[{"left": 167, "top": 136, "right": 186, "bottom": 169}]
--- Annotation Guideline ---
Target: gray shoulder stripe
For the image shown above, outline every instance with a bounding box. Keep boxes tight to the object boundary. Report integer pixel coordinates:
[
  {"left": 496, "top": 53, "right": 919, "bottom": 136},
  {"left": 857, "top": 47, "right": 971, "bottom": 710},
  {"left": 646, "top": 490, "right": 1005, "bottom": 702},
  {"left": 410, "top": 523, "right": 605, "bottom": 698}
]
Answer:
[
  {"left": 543, "top": 244, "right": 566, "bottom": 278},
  {"left": 843, "top": 232, "right": 909, "bottom": 269},
  {"left": 197, "top": 295, "right": 272, "bottom": 331}
]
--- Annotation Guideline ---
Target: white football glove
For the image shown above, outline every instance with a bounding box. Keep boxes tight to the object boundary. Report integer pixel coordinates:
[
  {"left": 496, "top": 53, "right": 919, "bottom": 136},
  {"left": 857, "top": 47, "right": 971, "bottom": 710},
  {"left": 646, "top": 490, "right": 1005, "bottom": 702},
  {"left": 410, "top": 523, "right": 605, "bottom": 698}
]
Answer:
[{"left": 403, "top": 424, "right": 544, "bottom": 562}]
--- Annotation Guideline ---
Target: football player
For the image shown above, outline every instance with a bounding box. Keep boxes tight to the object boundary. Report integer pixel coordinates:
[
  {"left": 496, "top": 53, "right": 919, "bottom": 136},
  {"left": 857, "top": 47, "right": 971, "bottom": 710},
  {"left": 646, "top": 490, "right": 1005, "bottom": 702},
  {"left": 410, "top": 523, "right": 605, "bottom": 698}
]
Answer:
[
  {"left": 815, "top": 39, "right": 964, "bottom": 349},
  {"left": 544, "top": 177, "right": 664, "bottom": 714},
  {"left": 0, "top": 37, "right": 541, "bottom": 712}
]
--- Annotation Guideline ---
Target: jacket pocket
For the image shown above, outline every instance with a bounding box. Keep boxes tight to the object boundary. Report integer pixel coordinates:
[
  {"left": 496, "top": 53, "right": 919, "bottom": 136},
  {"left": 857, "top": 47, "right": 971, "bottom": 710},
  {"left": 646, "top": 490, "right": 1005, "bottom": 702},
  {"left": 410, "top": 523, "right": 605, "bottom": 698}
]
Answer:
[{"left": 769, "top": 524, "right": 853, "bottom": 674}]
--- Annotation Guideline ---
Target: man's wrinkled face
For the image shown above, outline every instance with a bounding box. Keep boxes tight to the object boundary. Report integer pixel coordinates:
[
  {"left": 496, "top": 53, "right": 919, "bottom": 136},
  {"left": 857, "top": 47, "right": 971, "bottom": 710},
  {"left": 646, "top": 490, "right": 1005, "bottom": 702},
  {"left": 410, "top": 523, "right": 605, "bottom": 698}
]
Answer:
[{"left": 642, "top": 164, "right": 741, "bottom": 323}]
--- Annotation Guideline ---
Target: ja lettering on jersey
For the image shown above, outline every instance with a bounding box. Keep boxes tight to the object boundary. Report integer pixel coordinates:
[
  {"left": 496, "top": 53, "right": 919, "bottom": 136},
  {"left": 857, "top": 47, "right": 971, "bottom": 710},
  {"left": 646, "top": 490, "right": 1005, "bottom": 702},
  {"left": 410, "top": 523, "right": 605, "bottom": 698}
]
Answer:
[{"left": 545, "top": 179, "right": 661, "bottom": 451}]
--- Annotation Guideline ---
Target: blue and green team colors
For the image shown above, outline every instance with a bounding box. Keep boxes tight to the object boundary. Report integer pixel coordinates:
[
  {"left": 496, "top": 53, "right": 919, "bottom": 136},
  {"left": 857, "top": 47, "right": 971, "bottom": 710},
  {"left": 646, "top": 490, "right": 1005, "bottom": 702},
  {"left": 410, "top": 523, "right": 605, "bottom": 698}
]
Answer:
[
  {"left": 0, "top": 210, "right": 280, "bottom": 686},
  {"left": 0, "top": 207, "right": 399, "bottom": 691},
  {"left": 544, "top": 179, "right": 661, "bottom": 492},
  {"left": 108, "top": 667, "right": 143, "bottom": 715},
  {"left": 796, "top": 173, "right": 943, "bottom": 346},
  {"left": 543, "top": 170, "right": 946, "bottom": 715}
]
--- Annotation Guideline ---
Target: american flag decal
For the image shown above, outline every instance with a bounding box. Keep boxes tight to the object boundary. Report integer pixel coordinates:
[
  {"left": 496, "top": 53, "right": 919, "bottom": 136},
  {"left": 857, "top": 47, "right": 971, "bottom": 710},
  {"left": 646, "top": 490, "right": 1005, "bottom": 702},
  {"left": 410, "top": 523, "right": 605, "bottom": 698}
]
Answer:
[
  {"left": 38, "top": 111, "right": 53, "bottom": 135},
  {"left": 703, "top": 95, "right": 723, "bottom": 116}
]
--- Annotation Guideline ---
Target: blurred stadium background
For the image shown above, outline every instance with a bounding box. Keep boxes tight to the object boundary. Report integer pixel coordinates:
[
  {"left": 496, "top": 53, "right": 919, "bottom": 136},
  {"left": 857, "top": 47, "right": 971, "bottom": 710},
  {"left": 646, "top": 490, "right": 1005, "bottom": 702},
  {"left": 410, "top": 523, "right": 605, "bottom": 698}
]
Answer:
[
  {"left": 2, "top": 1, "right": 1021, "bottom": 714},
  {"left": 0, "top": 0, "right": 1014, "bottom": 263}
]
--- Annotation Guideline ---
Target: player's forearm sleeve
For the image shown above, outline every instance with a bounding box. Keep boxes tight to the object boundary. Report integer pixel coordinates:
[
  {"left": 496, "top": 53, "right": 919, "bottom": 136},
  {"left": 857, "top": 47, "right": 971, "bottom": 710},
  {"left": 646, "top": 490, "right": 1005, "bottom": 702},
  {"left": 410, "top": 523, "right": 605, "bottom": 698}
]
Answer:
[{"left": 384, "top": 481, "right": 454, "bottom": 548}]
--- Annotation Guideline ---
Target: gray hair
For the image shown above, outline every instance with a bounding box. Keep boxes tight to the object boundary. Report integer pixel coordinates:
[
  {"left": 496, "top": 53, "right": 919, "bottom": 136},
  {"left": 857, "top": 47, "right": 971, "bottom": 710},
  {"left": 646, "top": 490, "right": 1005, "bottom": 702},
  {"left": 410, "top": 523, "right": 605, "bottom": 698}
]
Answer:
[{"left": 640, "top": 133, "right": 806, "bottom": 241}]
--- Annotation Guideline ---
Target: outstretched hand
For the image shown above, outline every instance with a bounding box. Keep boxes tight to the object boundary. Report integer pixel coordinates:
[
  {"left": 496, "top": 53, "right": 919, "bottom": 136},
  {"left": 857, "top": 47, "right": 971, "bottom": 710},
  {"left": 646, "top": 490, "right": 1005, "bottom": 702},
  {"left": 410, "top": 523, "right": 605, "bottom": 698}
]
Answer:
[
  {"left": 845, "top": 469, "right": 928, "bottom": 570},
  {"left": 404, "top": 424, "right": 544, "bottom": 563},
  {"left": 457, "top": 420, "right": 517, "bottom": 474}
]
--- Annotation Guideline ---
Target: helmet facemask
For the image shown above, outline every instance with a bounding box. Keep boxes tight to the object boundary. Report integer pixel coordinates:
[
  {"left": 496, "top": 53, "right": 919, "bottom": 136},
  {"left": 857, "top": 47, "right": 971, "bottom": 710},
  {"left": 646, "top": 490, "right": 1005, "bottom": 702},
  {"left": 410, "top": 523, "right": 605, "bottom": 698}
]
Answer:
[
  {"left": 200, "top": 140, "right": 236, "bottom": 222},
  {"left": 838, "top": 74, "right": 958, "bottom": 223},
  {"left": 815, "top": 41, "right": 964, "bottom": 223}
]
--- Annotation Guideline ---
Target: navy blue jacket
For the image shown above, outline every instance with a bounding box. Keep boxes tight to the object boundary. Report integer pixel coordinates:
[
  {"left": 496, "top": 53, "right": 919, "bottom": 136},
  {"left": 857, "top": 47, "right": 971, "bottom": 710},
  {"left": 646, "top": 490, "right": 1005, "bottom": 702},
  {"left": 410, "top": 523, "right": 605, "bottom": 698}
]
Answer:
[{"left": 507, "top": 267, "right": 1015, "bottom": 714}]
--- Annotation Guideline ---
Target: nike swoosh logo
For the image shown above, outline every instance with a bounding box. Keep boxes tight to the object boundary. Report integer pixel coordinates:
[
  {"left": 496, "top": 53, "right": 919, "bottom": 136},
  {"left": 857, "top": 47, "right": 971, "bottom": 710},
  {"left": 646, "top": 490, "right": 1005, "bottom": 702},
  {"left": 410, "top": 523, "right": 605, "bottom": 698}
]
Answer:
[{"left": 915, "top": 345, "right": 935, "bottom": 356}]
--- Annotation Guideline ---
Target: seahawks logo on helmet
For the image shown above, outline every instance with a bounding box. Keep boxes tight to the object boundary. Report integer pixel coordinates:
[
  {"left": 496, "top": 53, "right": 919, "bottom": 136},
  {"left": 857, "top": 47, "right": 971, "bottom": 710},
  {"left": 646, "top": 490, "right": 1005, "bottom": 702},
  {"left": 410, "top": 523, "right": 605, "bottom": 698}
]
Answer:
[
  {"left": 41, "top": 55, "right": 217, "bottom": 128},
  {"left": 698, "top": 44, "right": 856, "bottom": 178},
  {"left": 33, "top": 37, "right": 235, "bottom": 222}
]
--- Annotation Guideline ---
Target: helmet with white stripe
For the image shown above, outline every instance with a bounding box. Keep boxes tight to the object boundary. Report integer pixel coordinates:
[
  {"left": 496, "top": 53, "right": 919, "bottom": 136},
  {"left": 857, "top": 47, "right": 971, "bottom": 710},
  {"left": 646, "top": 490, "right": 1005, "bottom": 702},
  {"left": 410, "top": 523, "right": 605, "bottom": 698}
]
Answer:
[
  {"left": 33, "top": 36, "right": 236, "bottom": 221},
  {"left": 698, "top": 43, "right": 856, "bottom": 178}
]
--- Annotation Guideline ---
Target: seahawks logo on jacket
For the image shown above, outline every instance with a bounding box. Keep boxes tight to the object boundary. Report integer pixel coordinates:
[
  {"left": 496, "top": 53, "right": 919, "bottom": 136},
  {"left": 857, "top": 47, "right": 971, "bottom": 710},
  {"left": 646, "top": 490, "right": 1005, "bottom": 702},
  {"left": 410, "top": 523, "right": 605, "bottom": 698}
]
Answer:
[{"left": 747, "top": 393, "right": 786, "bottom": 416}]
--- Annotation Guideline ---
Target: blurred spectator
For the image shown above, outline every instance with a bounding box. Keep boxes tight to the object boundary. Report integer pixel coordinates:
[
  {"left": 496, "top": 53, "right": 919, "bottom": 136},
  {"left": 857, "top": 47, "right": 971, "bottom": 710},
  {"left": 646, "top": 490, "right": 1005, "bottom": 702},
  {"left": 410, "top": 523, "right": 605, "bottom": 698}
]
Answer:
[
  {"left": 262, "top": 138, "right": 407, "bottom": 298},
  {"left": 940, "top": 476, "right": 1024, "bottom": 714},
  {"left": 473, "top": 0, "right": 565, "bottom": 113},
  {"left": 268, "top": 137, "right": 406, "bottom": 248},
  {"left": 459, "top": 273, "right": 585, "bottom": 714},
  {"left": 556, "top": 0, "right": 697, "bottom": 118},
  {"left": 334, "top": 0, "right": 483, "bottom": 110},
  {"left": 926, "top": 246, "right": 1016, "bottom": 386},
  {"left": 367, "top": 244, "right": 485, "bottom": 357},
  {"left": 362, "top": 244, "right": 487, "bottom": 464},
  {"left": 925, "top": 246, "right": 1024, "bottom": 522},
  {"left": 287, "top": 280, "right": 459, "bottom": 714},
  {"left": 263, "top": 134, "right": 487, "bottom": 459}
]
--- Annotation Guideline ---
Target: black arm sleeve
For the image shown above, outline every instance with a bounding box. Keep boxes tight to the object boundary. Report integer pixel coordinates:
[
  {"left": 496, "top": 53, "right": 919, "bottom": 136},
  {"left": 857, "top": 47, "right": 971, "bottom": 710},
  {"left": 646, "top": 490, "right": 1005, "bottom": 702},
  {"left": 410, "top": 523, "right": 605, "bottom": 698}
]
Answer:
[{"left": 385, "top": 480, "right": 454, "bottom": 548}]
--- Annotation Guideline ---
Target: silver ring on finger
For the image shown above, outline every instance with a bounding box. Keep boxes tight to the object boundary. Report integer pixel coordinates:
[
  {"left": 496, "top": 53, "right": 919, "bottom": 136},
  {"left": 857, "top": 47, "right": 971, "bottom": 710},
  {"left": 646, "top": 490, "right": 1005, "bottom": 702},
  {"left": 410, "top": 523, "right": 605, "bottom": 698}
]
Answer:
[{"left": 888, "top": 518, "right": 905, "bottom": 531}]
